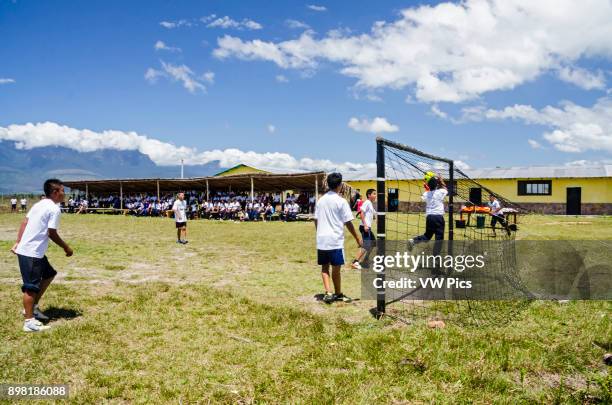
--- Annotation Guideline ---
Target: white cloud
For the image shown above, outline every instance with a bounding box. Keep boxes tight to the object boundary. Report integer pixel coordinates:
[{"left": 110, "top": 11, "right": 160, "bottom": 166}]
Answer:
[
  {"left": 348, "top": 117, "right": 399, "bottom": 133},
  {"left": 144, "top": 68, "right": 163, "bottom": 83},
  {"left": 200, "top": 14, "right": 217, "bottom": 24},
  {"left": 206, "top": 15, "right": 263, "bottom": 30},
  {"left": 285, "top": 19, "right": 310, "bottom": 30},
  {"left": 350, "top": 90, "right": 383, "bottom": 102},
  {"left": 154, "top": 40, "right": 182, "bottom": 53},
  {"left": 159, "top": 19, "right": 193, "bottom": 29},
  {"left": 242, "top": 19, "right": 263, "bottom": 30},
  {"left": 564, "top": 159, "right": 612, "bottom": 166},
  {"left": 557, "top": 66, "right": 606, "bottom": 90},
  {"left": 307, "top": 5, "right": 327, "bottom": 12},
  {"left": 214, "top": 0, "right": 612, "bottom": 103},
  {"left": 527, "top": 139, "right": 543, "bottom": 149},
  {"left": 0, "top": 122, "right": 374, "bottom": 173},
  {"left": 201, "top": 71, "right": 215, "bottom": 84},
  {"left": 430, "top": 105, "right": 448, "bottom": 120},
  {"left": 145, "top": 61, "right": 208, "bottom": 93},
  {"left": 0, "top": 78, "right": 15, "bottom": 84},
  {"left": 267, "top": 124, "right": 276, "bottom": 134},
  {"left": 459, "top": 97, "right": 612, "bottom": 153},
  {"left": 275, "top": 74, "right": 289, "bottom": 83},
  {"left": 455, "top": 160, "right": 471, "bottom": 170}
]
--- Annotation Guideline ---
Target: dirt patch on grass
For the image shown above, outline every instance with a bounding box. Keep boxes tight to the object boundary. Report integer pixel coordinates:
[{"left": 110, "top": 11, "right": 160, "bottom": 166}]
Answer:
[
  {"left": 0, "top": 227, "right": 17, "bottom": 241},
  {"left": 512, "top": 371, "right": 589, "bottom": 392},
  {"left": 542, "top": 222, "right": 593, "bottom": 225}
]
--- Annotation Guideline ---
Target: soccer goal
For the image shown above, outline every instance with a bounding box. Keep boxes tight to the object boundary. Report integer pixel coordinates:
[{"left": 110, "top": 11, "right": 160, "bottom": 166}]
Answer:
[{"left": 374, "top": 137, "right": 531, "bottom": 326}]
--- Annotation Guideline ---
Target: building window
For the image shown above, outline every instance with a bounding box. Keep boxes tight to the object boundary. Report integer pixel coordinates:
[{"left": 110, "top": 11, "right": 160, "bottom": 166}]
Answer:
[{"left": 517, "top": 180, "right": 552, "bottom": 196}]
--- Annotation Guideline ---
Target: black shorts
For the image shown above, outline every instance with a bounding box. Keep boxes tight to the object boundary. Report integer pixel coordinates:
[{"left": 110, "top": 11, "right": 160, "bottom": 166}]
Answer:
[
  {"left": 175, "top": 221, "right": 187, "bottom": 228},
  {"left": 18, "top": 254, "right": 57, "bottom": 293},
  {"left": 11, "top": 204, "right": 17, "bottom": 209},
  {"left": 359, "top": 225, "right": 376, "bottom": 248},
  {"left": 491, "top": 214, "right": 505, "bottom": 227}
]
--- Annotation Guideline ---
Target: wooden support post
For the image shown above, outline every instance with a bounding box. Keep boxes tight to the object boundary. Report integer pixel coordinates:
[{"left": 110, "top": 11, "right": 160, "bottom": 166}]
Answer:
[
  {"left": 250, "top": 177, "right": 254, "bottom": 202},
  {"left": 85, "top": 183, "right": 88, "bottom": 199},
  {"left": 156, "top": 180, "right": 160, "bottom": 203},
  {"left": 206, "top": 179, "right": 209, "bottom": 200},
  {"left": 315, "top": 175, "right": 319, "bottom": 199}
]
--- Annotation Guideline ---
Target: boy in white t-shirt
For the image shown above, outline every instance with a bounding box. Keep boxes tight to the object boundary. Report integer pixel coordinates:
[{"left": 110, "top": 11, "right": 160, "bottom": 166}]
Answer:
[
  {"left": 20, "top": 197, "right": 27, "bottom": 212},
  {"left": 11, "top": 179, "right": 73, "bottom": 332},
  {"left": 351, "top": 188, "right": 377, "bottom": 270},
  {"left": 488, "top": 194, "right": 510, "bottom": 236},
  {"left": 409, "top": 174, "right": 448, "bottom": 251},
  {"left": 11, "top": 197, "right": 18, "bottom": 212},
  {"left": 315, "top": 173, "right": 362, "bottom": 304},
  {"left": 172, "top": 192, "right": 188, "bottom": 244}
]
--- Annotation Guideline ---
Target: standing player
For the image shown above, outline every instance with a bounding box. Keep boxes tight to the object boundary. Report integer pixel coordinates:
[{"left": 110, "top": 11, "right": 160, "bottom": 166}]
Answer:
[
  {"left": 172, "top": 192, "right": 188, "bottom": 244},
  {"left": 488, "top": 194, "right": 511, "bottom": 236},
  {"left": 20, "top": 196, "right": 27, "bottom": 212},
  {"left": 315, "top": 172, "right": 362, "bottom": 304},
  {"left": 409, "top": 173, "right": 448, "bottom": 251},
  {"left": 11, "top": 196, "right": 18, "bottom": 212},
  {"left": 11, "top": 179, "right": 73, "bottom": 332},
  {"left": 350, "top": 188, "right": 376, "bottom": 270}
]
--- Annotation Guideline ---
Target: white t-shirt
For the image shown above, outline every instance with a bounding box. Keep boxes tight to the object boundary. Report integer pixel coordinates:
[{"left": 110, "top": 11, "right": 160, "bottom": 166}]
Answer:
[
  {"left": 361, "top": 199, "right": 376, "bottom": 228},
  {"left": 422, "top": 188, "right": 448, "bottom": 216},
  {"left": 172, "top": 199, "right": 187, "bottom": 222},
  {"left": 20, "top": 198, "right": 27, "bottom": 205},
  {"left": 15, "top": 199, "right": 61, "bottom": 259},
  {"left": 11, "top": 198, "right": 17, "bottom": 205},
  {"left": 315, "top": 191, "right": 353, "bottom": 250},
  {"left": 488, "top": 199, "right": 501, "bottom": 215},
  {"left": 291, "top": 203, "right": 300, "bottom": 213}
]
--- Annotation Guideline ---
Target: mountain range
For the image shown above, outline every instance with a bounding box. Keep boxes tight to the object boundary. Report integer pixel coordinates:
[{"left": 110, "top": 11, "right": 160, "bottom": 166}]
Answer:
[{"left": 0, "top": 141, "right": 221, "bottom": 193}]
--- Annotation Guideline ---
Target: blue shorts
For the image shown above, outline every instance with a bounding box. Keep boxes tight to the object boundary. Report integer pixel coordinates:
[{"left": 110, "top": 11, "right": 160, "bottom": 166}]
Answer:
[
  {"left": 317, "top": 249, "right": 345, "bottom": 266},
  {"left": 18, "top": 254, "right": 57, "bottom": 293}
]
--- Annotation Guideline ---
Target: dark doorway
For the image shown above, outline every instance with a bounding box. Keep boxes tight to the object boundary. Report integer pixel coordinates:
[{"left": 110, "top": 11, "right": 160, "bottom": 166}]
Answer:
[
  {"left": 469, "top": 187, "right": 482, "bottom": 206},
  {"left": 566, "top": 187, "right": 581, "bottom": 215},
  {"left": 388, "top": 188, "right": 399, "bottom": 212}
]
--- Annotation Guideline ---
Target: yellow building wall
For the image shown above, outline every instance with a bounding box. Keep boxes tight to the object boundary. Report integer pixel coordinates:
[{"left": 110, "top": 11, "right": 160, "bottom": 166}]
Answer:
[
  {"left": 347, "top": 177, "right": 612, "bottom": 204},
  {"left": 215, "top": 165, "right": 268, "bottom": 177},
  {"left": 476, "top": 178, "right": 611, "bottom": 203}
]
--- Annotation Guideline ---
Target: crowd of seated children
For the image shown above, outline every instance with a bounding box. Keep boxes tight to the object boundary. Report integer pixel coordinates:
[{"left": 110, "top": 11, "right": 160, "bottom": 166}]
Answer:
[{"left": 65, "top": 190, "right": 314, "bottom": 222}]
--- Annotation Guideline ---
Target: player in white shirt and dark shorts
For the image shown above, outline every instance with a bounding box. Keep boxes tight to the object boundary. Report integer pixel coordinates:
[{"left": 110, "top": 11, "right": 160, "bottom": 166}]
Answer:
[
  {"left": 409, "top": 174, "right": 448, "bottom": 254},
  {"left": 11, "top": 197, "right": 18, "bottom": 212},
  {"left": 11, "top": 179, "right": 73, "bottom": 332},
  {"left": 488, "top": 194, "right": 510, "bottom": 236},
  {"left": 315, "top": 173, "right": 362, "bottom": 304},
  {"left": 351, "top": 188, "right": 376, "bottom": 270},
  {"left": 172, "top": 192, "right": 188, "bottom": 244}
]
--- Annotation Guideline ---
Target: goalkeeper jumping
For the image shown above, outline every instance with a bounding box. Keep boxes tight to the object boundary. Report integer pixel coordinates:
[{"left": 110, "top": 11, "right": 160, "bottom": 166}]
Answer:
[{"left": 408, "top": 172, "right": 448, "bottom": 251}]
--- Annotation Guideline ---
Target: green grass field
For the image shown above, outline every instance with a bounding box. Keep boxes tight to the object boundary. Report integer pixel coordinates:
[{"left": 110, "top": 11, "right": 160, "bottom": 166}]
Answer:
[{"left": 0, "top": 213, "right": 610, "bottom": 403}]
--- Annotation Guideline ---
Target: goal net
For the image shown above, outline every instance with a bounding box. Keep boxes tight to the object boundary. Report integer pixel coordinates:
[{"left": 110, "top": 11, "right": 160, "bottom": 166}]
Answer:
[{"left": 374, "top": 137, "right": 532, "bottom": 326}]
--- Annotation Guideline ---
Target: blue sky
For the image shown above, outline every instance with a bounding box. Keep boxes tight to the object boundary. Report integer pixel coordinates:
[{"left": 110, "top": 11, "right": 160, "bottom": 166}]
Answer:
[{"left": 1, "top": 0, "right": 611, "bottom": 171}]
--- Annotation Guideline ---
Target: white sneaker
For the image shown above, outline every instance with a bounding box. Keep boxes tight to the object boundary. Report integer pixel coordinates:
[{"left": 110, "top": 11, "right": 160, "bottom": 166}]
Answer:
[
  {"left": 21, "top": 305, "right": 50, "bottom": 321},
  {"left": 23, "top": 318, "right": 51, "bottom": 332},
  {"left": 351, "top": 261, "right": 362, "bottom": 270}
]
